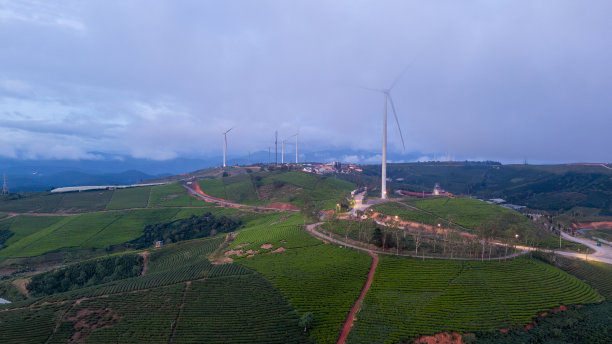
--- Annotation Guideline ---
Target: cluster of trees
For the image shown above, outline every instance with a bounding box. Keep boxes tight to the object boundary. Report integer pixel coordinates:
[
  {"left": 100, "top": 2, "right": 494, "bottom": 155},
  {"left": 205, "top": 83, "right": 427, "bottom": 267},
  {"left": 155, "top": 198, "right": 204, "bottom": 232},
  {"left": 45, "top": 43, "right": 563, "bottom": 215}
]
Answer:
[
  {"left": 27, "top": 254, "right": 143, "bottom": 296},
  {"left": 0, "top": 229, "right": 14, "bottom": 248},
  {"left": 366, "top": 213, "right": 532, "bottom": 259},
  {"left": 128, "top": 213, "right": 242, "bottom": 249}
]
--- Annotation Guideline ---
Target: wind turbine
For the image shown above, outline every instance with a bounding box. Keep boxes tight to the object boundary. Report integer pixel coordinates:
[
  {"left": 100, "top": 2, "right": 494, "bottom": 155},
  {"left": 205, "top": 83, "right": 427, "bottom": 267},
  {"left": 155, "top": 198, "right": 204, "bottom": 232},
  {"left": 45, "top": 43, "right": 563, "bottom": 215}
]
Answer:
[
  {"left": 295, "top": 129, "right": 299, "bottom": 164},
  {"left": 222, "top": 127, "right": 234, "bottom": 168},
  {"left": 362, "top": 72, "right": 407, "bottom": 199},
  {"left": 281, "top": 133, "right": 297, "bottom": 165}
]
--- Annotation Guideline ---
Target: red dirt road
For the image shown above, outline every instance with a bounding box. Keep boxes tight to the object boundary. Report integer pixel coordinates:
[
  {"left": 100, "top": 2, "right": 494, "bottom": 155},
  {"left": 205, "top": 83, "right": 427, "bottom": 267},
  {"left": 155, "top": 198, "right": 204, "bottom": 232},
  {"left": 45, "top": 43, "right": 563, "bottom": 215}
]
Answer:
[
  {"left": 337, "top": 251, "right": 379, "bottom": 344},
  {"left": 573, "top": 221, "right": 612, "bottom": 230}
]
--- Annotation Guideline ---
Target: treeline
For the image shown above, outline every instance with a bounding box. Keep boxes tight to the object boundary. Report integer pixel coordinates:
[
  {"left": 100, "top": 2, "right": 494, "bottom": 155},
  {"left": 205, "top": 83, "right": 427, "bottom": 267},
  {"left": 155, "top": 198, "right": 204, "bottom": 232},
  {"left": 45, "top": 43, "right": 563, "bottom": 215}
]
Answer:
[
  {"left": 27, "top": 254, "right": 143, "bottom": 297},
  {"left": 0, "top": 229, "right": 14, "bottom": 248},
  {"left": 475, "top": 302, "right": 612, "bottom": 343},
  {"left": 128, "top": 213, "right": 241, "bottom": 249}
]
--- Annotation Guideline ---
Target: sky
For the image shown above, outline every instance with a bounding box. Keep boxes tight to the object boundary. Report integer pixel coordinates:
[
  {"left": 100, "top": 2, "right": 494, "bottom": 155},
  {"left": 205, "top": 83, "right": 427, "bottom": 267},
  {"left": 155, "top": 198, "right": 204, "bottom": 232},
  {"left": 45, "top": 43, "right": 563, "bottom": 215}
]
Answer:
[{"left": 1, "top": 0, "right": 611, "bottom": 164}]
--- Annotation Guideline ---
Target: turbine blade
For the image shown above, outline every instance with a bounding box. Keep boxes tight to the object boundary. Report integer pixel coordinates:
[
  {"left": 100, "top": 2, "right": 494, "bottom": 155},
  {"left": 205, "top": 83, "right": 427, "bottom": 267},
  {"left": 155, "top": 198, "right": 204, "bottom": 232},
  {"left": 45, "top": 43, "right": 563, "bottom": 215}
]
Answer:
[
  {"left": 389, "top": 58, "right": 417, "bottom": 90},
  {"left": 388, "top": 95, "right": 406, "bottom": 151},
  {"left": 225, "top": 127, "right": 234, "bottom": 134},
  {"left": 355, "top": 85, "right": 384, "bottom": 93}
]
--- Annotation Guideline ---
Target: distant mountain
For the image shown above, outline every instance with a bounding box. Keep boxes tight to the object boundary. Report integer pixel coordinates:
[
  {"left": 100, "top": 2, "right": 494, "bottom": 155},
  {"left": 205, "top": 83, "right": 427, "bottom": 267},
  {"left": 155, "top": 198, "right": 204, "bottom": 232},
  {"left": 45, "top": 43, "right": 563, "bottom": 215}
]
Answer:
[
  {"left": 0, "top": 149, "right": 425, "bottom": 192},
  {"left": 2, "top": 170, "right": 168, "bottom": 193}
]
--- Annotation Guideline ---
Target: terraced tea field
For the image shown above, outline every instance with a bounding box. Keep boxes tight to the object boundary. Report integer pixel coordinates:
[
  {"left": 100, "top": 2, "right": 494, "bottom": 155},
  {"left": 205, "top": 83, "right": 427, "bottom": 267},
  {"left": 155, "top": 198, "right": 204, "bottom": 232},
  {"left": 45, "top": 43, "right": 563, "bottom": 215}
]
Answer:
[
  {"left": 0, "top": 232, "right": 309, "bottom": 344},
  {"left": 239, "top": 244, "right": 372, "bottom": 344},
  {"left": 106, "top": 186, "right": 152, "bottom": 209},
  {"left": 348, "top": 256, "right": 603, "bottom": 343},
  {"left": 537, "top": 253, "right": 612, "bottom": 299},
  {"left": 407, "top": 197, "right": 526, "bottom": 230},
  {"left": 198, "top": 171, "right": 355, "bottom": 210},
  {"left": 0, "top": 208, "right": 183, "bottom": 258},
  {"left": 148, "top": 183, "right": 207, "bottom": 207}
]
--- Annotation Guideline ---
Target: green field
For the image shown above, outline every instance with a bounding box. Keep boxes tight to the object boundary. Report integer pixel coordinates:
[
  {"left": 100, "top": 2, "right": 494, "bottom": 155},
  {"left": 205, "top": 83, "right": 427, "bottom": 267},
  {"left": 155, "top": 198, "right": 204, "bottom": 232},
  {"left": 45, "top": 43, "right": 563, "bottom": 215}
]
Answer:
[
  {"left": 348, "top": 256, "right": 602, "bottom": 343},
  {"left": 370, "top": 201, "right": 441, "bottom": 225},
  {"left": 0, "top": 209, "right": 186, "bottom": 259},
  {"left": 0, "top": 231, "right": 310, "bottom": 344},
  {"left": 0, "top": 190, "right": 114, "bottom": 213},
  {"left": 536, "top": 253, "right": 612, "bottom": 299},
  {"left": 198, "top": 171, "right": 355, "bottom": 210},
  {"left": 374, "top": 162, "right": 612, "bottom": 215},
  {"left": 106, "top": 187, "right": 152, "bottom": 209},
  {"left": 0, "top": 215, "right": 65, "bottom": 247},
  {"left": 239, "top": 244, "right": 371, "bottom": 344},
  {"left": 408, "top": 197, "right": 524, "bottom": 230},
  {"left": 148, "top": 183, "right": 206, "bottom": 207}
]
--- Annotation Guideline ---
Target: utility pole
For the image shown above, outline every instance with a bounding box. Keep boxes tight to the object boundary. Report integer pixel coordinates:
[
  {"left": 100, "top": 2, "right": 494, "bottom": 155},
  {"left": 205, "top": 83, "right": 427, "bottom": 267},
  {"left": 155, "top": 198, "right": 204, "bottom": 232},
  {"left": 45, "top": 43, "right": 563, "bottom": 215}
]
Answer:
[
  {"left": 268, "top": 147, "right": 271, "bottom": 165},
  {"left": 275, "top": 131, "right": 278, "bottom": 166},
  {"left": 1, "top": 174, "right": 7, "bottom": 195}
]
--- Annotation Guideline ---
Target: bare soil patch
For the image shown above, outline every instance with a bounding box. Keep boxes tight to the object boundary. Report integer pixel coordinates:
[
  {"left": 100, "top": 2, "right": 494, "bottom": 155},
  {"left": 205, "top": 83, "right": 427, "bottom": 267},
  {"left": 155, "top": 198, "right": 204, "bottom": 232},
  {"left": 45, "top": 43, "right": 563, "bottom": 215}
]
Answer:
[
  {"left": 138, "top": 251, "right": 150, "bottom": 276},
  {"left": 260, "top": 243, "right": 273, "bottom": 249},
  {"left": 266, "top": 202, "right": 300, "bottom": 210},
  {"left": 67, "top": 307, "right": 122, "bottom": 343},
  {"left": 413, "top": 331, "right": 464, "bottom": 344},
  {"left": 270, "top": 247, "right": 286, "bottom": 253},
  {"left": 574, "top": 221, "right": 612, "bottom": 229},
  {"left": 12, "top": 278, "right": 30, "bottom": 297}
]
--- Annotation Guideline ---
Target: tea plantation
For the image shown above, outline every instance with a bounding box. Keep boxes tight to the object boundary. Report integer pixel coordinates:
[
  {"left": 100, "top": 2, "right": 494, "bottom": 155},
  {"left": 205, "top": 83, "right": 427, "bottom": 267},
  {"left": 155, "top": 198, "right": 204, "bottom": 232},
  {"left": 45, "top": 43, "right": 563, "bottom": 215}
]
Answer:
[{"left": 348, "top": 256, "right": 603, "bottom": 343}]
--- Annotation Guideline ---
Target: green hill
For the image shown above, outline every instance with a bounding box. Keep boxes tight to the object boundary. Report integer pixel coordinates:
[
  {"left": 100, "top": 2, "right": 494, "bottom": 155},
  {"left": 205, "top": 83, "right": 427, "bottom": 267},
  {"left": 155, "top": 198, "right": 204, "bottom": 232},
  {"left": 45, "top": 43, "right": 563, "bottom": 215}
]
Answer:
[
  {"left": 368, "top": 162, "right": 612, "bottom": 215},
  {"left": 0, "top": 169, "right": 609, "bottom": 343},
  {"left": 199, "top": 170, "right": 355, "bottom": 210}
]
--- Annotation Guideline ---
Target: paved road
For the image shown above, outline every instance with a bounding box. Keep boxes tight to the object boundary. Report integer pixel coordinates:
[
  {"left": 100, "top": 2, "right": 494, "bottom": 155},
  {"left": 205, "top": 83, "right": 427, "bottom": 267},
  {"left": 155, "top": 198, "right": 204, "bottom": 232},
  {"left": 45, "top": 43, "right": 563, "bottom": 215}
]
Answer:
[{"left": 559, "top": 232, "right": 612, "bottom": 264}]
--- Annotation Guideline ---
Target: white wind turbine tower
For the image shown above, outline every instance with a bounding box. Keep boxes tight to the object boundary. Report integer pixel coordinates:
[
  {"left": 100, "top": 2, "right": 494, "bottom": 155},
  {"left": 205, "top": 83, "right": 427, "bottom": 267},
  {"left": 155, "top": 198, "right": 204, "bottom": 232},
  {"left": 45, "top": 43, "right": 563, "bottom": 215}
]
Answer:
[
  {"left": 362, "top": 72, "right": 407, "bottom": 199},
  {"left": 281, "top": 133, "right": 298, "bottom": 164},
  {"left": 222, "top": 127, "right": 234, "bottom": 168},
  {"left": 295, "top": 129, "right": 300, "bottom": 165}
]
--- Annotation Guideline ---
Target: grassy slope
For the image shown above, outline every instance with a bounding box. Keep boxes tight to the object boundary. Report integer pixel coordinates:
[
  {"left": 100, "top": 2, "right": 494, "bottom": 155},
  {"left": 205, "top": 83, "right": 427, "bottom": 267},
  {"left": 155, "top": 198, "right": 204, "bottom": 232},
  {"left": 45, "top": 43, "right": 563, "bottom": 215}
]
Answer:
[
  {"left": 235, "top": 218, "right": 371, "bottom": 344},
  {"left": 0, "top": 228, "right": 309, "bottom": 344},
  {"left": 349, "top": 256, "right": 603, "bottom": 343},
  {"left": 106, "top": 187, "right": 151, "bottom": 209},
  {"left": 148, "top": 183, "right": 206, "bottom": 207},
  {"left": 0, "top": 209, "right": 186, "bottom": 259},
  {"left": 409, "top": 197, "right": 522, "bottom": 230},
  {"left": 378, "top": 163, "right": 612, "bottom": 215},
  {"left": 0, "top": 215, "right": 65, "bottom": 246},
  {"left": 370, "top": 197, "right": 582, "bottom": 250},
  {"left": 199, "top": 171, "right": 355, "bottom": 210},
  {"left": 536, "top": 253, "right": 612, "bottom": 300}
]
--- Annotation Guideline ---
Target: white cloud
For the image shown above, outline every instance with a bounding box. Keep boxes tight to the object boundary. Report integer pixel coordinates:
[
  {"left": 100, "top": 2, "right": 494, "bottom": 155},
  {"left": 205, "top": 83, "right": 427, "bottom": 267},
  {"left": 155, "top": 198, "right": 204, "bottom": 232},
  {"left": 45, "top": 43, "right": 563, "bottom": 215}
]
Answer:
[{"left": 0, "top": 0, "right": 86, "bottom": 33}]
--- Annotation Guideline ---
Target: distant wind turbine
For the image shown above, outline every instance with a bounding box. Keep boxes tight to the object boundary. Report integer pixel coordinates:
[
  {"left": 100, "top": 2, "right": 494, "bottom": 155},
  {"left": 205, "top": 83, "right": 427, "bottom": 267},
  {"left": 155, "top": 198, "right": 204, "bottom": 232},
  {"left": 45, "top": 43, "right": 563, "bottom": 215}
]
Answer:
[
  {"left": 295, "top": 129, "right": 299, "bottom": 164},
  {"left": 361, "top": 70, "right": 408, "bottom": 199},
  {"left": 222, "top": 127, "right": 234, "bottom": 168},
  {"left": 281, "top": 133, "right": 297, "bottom": 164}
]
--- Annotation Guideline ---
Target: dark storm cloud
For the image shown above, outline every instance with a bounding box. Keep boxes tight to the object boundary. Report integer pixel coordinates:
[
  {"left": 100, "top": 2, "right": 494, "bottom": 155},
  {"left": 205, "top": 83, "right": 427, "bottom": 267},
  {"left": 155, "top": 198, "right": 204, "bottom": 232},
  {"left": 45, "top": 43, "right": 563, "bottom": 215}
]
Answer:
[{"left": 0, "top": 0, "right": 611, "bottom": 163}]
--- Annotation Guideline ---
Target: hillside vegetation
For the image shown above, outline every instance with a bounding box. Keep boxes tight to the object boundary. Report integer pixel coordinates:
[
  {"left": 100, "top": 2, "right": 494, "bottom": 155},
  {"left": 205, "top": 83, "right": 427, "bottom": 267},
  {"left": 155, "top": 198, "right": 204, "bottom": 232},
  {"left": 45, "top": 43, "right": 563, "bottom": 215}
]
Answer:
[
  {"left": 199, "top": 170, "right": 355, "bottom": 210},
  {"left": 369, "top": 162, "right": 612, "bottom": 215},
  {"left": 0, "top": 182, "right": 206, "bottom": 213},
  {"left": 349, "top": 256, "right": 602, "bottom": 343}
]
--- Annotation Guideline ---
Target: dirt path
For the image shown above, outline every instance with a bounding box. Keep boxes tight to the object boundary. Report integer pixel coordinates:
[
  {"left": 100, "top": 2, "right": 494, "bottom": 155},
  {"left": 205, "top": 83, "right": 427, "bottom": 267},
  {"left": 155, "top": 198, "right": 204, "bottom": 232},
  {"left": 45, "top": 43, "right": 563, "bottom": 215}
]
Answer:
[
  {"left": 168, "top": 281, "right": 190, "bottom": 343},
  {"left": 337, "top": 251, "right": 378, "bottom": 344},
  {"left": 183, "top": 182, "right": 298, "bottom": 212},
  {"left": 0, "top": 213, "right": 18, "bottom": 221},
  {"left": 139, "top": 251, "right": 150, "bottom": 276}
]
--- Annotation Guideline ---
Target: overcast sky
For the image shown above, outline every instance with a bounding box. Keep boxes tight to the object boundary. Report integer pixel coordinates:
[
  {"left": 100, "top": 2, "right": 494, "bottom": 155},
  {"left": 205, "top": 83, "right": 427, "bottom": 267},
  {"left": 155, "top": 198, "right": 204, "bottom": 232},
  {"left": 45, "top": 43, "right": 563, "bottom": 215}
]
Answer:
[{"left": 1, "top": 0, "right": 611, "bottom": 164}]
